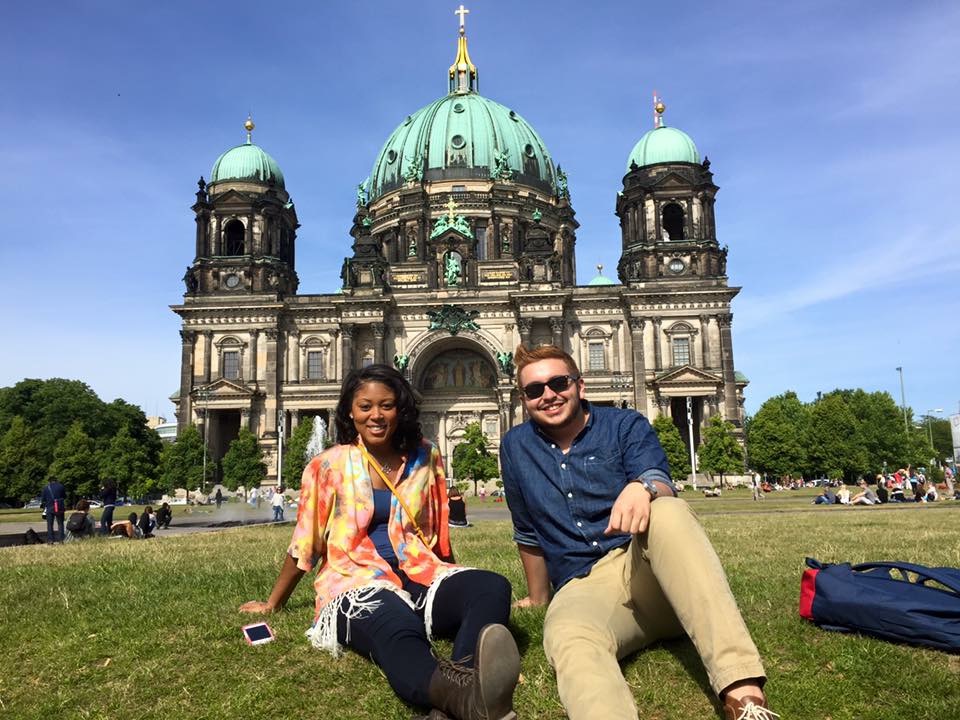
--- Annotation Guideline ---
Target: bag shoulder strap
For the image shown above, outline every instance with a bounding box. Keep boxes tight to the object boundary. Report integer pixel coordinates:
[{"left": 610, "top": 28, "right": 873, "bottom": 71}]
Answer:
[
  {"left": 357, "top": 442, "right": 435, "bottom": 549},
  {"left": 850, "top": 561, "right": 960, "bottom": 595}
]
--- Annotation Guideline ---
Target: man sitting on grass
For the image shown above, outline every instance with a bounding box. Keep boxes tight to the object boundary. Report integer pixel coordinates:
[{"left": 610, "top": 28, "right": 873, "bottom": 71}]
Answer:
[{"left": 500, "top": 344, "right": 777, "bottom": 720}]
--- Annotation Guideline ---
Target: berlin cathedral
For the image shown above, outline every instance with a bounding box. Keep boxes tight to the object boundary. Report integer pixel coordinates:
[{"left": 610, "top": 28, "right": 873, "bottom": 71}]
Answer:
[{"left": 171, "top": 13, "right": 747, "bottom": 484}]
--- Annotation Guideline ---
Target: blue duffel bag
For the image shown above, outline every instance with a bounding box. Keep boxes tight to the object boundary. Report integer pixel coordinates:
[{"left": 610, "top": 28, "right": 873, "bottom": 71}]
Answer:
[{"left": 799, "top": 557, "right": 960, "bottom": 652}]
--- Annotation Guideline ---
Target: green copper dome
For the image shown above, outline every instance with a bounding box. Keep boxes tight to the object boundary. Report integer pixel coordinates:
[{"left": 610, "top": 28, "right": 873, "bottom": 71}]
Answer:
[
  {"left": 587, "top": 265, "right": 616, "bottom": 286},
  {"left": 626, "top": 126, "right": 699, "bottom": 171},
  {"left": 210, "top": 141, "right": 285, "bottom": 189},
  {"left": 368, "top": 92, "right": 557, "bottom": 200}
]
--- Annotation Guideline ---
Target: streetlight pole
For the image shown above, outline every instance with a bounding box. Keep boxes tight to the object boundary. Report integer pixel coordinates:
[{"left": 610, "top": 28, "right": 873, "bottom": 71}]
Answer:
[
  {"left": 686, "top": 396, "right": 698, "bottom": 487},
  {"left": 200, "top": 389, "right": 209, "bottom": 496},
  {"left": 927, "top": 408, "right": 943, "bottom": 462},
  {"left": 895, "top": 367, "right": 908, "bottom": 432},
  {"left": 276, "top": 409, "right": 284, "bottom": 489}
]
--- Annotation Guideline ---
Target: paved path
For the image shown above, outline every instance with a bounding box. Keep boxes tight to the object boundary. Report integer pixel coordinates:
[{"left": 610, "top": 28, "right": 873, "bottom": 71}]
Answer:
[{"left": 1, "top": 503, "right": 514, "bottom": 548}]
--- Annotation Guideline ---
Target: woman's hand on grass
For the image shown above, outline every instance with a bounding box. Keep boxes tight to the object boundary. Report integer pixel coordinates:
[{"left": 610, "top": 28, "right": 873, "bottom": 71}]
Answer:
[{"left": 239, "top": 600, "right": 274, "bottom": 614}]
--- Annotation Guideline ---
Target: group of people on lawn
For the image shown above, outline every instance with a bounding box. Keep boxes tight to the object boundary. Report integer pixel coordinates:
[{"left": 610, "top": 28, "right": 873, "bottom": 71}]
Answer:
[
  {"left": 40, "top": 478, "right": 172, "bottom": 543},
  {"left": 813, "top": 467, "right": 954, "bottom": 507},
  {"left": 241, "top": 346, "right": 779, "bottom": 720}
]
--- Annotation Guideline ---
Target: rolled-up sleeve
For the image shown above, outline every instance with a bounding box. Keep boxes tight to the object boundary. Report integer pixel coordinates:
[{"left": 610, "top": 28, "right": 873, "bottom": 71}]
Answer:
[
  {"left": 499, "top": 439, "right": 540, "bottom": 547},
  {"left": 621, "top": 413, "right": 675, "bottom": 491}
]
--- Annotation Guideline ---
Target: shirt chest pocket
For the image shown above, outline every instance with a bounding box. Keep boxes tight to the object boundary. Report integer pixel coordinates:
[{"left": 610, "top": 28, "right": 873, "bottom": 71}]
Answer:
[{"left": 580, "top": 452, "right": 623, "bottom": 493}]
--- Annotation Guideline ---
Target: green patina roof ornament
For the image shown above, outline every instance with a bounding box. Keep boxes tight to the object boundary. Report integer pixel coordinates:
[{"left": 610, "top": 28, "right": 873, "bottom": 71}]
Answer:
[
  {"left": 428, "top": 304, "right": 480, "bottom": 335},
  {"left": 430, "top": 197, "right": 474, "bottom": 240},
  {"left": 362, "top": 216, "right": 373, "bottom": 228},
  {"left": 403, "top": 153, "right": 424, "bottom": 183},
  {"left": 356, "top": 179, "right": 369, "bottom": 208},
  {"left": 532, "top": 208, "right": 543, "bottom": 223},
  {"left": 490, "top": 148, "right": 514, "bottom": 181},
  {"left": 496, "top": 350, "right": 514, "bottom": 377},
  {"left": 394, "top": 353, "right": 410, "bottom": 371},
  {"left": 556, "top": 165, "right": 569, "bottom": 200},
  {"left": 449, "top": 5, "right": 478, "bottom": 95}
]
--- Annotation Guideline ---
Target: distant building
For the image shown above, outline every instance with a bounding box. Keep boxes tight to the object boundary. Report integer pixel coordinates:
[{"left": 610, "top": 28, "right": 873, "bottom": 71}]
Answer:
[
  {"left": 171, "top": 16, "right": 746, "bottom": 483},
  {"left": 146, "top": 416, "right": 177, "bottom": 443}
]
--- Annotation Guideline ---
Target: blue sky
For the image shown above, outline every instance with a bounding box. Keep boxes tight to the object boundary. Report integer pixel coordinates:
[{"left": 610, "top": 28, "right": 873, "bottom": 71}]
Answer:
[{"left": 1, "top": 0, "right": 957, "bottom": 422}]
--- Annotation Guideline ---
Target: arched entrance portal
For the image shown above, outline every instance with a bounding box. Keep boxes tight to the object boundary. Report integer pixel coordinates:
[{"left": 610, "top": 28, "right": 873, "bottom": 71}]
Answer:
[{"left": 413, "top": 344, "right": 501, "bottom": 480}]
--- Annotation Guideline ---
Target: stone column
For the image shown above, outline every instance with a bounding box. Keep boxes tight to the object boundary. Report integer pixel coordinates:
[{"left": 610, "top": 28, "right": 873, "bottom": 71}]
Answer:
[
  {"left": 699, "top": 315, "right": 711, "bottom": 370},
  {"left": 263, "top": 329, "right": 279, "bottom": 437},
  {"left": 241, "top": 407, "right": 252, "bottom": 431},
  {"left": 628, "top": 318, "right": 648, "bottom": 416},
  {"left": 717, "top": 313, "right": 739, "bottom": 426},
  {"left": 549, "top": 317, "right": 564, "bottom": 349},
  {"left": 178, "top": 329, "right": 197, "bottom": 433},
  {"left": 202, "top": 330, "right": 213, "bottom": 383},
  {"left": 288, "top": 330, "right": 299, "bottom": 382},
  {"left": 517, "top": 317, "right": 532, "bottom": 347},
  {"left": 652, "top": 318, "right": 663, "bottom": 371},
  {"left": 246, "top": 215, "right": 254, "bottom": 254},
  {"left": 250, "top": 330, "right": 259, "bottom": 383},
  {"left": 341, "top": 324, "right": 355, "bottom": 373},
  {"left": 372, "top": 323, "right": 386, "bottom": 364},
  {"left": 330, "top": 330, "right": 340, "bottom": 381},
  {"left": 611, "top": 320, "right": 622, "bottom": 372},
  {"left": 213, "top": 216, "right": 221, "bottom": 255}
]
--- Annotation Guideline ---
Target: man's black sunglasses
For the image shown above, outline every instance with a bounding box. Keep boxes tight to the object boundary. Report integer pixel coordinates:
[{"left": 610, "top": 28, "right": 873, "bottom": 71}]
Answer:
[{"left": 521, "top": 374, "right": 580, "bottom": 399}]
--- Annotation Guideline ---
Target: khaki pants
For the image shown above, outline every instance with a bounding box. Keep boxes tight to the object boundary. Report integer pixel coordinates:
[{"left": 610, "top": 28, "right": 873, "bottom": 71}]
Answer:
[{"left": 543, "top": 497, "right": 765, "bottom": 720}]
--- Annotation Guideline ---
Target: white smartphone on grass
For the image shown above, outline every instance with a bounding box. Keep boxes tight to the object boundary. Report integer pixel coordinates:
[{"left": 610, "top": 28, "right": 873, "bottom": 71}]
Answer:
[{"left": 242, "top": 622, "right": 275, "bottom": 646}]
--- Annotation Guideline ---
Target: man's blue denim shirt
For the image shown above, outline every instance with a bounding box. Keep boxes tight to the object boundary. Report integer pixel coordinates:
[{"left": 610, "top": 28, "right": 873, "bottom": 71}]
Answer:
[{"left": 500, "top": 402, "right": 673, "bottom": 591}]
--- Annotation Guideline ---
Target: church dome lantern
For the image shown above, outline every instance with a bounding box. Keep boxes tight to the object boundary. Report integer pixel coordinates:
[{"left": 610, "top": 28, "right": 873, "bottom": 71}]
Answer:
[{"left": 209, "top": 117, "right": 286, "bottom": 189}]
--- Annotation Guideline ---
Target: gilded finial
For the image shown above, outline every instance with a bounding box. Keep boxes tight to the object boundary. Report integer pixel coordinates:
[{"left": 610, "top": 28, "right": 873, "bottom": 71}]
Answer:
[
  {"left": 244, "top": 114, "right": 255, "bottom": 144},
  {"left": 653, "top": 92, "right": 665, "bottom": 129},
  {"left": 597, "top": 263, "right": 604, "bottom": 275},
  {"left": 449, "top": 5, "right": 478, "bottom": 94}
]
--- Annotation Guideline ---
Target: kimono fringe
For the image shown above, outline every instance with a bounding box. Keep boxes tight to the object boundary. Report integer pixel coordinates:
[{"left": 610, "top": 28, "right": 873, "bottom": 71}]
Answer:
[
  {"left": 306, "top": 581, "right": 415, "bottom": 657},
  {"left": 423, "top": 566, "right": 472, "bottom": 641}
]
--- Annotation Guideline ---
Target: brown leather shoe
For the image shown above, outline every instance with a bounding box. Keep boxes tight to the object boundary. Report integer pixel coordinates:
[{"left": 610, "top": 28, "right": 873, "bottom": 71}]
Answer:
[{"left": 723, "top": 694, "right": 780, "bottom": 720}]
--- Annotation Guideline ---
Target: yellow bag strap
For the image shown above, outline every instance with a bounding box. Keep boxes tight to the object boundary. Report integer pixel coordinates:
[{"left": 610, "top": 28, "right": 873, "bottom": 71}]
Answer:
[{"left": 357, "top": 442, "right": 435, "bottom": 549}]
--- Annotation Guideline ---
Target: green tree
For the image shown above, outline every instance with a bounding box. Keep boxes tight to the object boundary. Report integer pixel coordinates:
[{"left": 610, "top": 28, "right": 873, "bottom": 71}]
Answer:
[
  {"left": 221, "top": 428, "right": 267, "bottom": 492},
  {"left": 46, "top": 420, "right": 100, "bottom": 499},
  {"left": 0, "top": 416, "right": 47, "bottom": 501},
  {"left": 746, "top": 391, "right": 809, "bottom": 478},
  {"left": 652, "top": 415, "right": 691, "bottom": 483},
  {"left": 283, "top": 416, "right": 315, "bottom": 490},
  {"left": 808, "top": 394, "right": 865, "bottom": 481},
  {"left": 99, "top": 426, "right": 157, "bottom": 500},
  {"left": 698, "top": 415, "right": 744, "bottom": 487},
  {"left": 159, "top": 423, "right": 209, "bottom": 492},
  {"left": 834, "top": 389, "right": 908, "bottom": 474},
  {"left": 451, "top": 422, "right": 499, "bottom": 495}
]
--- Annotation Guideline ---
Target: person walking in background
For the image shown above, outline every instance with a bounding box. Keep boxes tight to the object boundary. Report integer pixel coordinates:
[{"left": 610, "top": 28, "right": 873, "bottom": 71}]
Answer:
[
  {"left": 99, "top": 480, "right": 117, "bottom": 535},
  {"left": 271, "top": 487, "right": 285, "bottom": 521},
  {"left": 215, "top": 487, "right": 223, "bottom": 509},
  {"left": 751, "top": 472, "right": 764, "bottom": 501},
  {"left": 41, "top": 477, "right": 67, "bottom": 543}
]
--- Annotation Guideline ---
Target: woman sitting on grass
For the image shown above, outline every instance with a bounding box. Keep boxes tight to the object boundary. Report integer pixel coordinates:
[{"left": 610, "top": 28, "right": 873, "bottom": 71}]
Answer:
[
  {"left": 110, "top": 512, "right": 142, "bottom": 539},
  {"left": 65, "top": 499, "right": 96, "bottom": 541},
  {"left": 240, "top": 365, "right": 520, "bottom": 720}
]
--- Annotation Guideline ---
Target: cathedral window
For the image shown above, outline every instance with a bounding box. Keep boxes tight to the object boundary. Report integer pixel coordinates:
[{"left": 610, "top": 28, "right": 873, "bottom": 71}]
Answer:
[
  {"left": 475, "top": 225, "right": 487, "bottom": 260},
  {"left": 672, "top": 337, "right": 690, "bottom": 366},
  {"left": 661, "top": 203, "right": 685, "bottom": 241},
  {"left": 224, "top": 219, "right": 245, "bottom": 255},
  {"left": 222, "top": 350, "right": 240, "bottom": 379},
  {"left": 588, "top": 341, "right": 606, "bottom": 371},
  {"left": 306, "top": 351, "right": 324, "bottom": 380}
]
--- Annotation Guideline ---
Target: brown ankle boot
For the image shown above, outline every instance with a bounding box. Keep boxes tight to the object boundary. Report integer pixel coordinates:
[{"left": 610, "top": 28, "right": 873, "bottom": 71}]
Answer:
[{"left": 427, "top": 623, "right": 520, "bottom": 720}]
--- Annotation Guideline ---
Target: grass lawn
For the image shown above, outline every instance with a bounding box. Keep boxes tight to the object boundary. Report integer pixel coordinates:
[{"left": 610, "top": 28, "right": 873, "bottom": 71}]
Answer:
[{"left": 1, "top": 492, "right": 958, "bottom": 719}]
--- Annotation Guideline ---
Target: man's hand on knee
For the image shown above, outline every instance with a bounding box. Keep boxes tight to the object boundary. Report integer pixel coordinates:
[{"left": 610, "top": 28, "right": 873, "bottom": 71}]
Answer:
[{"left": 604, "top": 482, "right": 652, "bottom": 535}]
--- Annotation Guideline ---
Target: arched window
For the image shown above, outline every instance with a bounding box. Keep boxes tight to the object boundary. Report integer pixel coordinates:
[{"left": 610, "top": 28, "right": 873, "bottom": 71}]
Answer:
[
  {"left": 224, "top": 219, "right": 245, "bottom": 256},
  {"left": 661, "top": 203, "right": 685, "bottom": 241}
]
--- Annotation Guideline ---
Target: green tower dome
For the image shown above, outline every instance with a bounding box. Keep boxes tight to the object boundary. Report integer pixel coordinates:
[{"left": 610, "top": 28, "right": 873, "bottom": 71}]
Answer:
[
  {"left": 367, "top": 26, "right": 556, "bottom": 201},
  {"left": 210, "top": 118, "right": 285, "bottom": 189},
  {"left": 626, "top": 126, "right": 699, "bottom": 171},
  {"left": 587, "top": 264, "right": 616, "bottom": 286}
]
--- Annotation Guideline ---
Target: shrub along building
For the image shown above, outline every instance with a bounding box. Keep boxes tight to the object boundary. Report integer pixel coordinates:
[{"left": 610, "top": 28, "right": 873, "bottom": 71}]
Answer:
[{"left": 171, "top": 15, "right": 747, "bottom": 484}]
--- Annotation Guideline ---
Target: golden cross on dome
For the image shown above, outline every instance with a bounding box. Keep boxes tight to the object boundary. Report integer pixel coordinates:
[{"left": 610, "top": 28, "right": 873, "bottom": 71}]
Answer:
[
  {"left": 445, "top": 197, "right": 458, "bottom": 222},
  {"left": 455, "top": 4, "right": 469, "bottom": 32}
]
